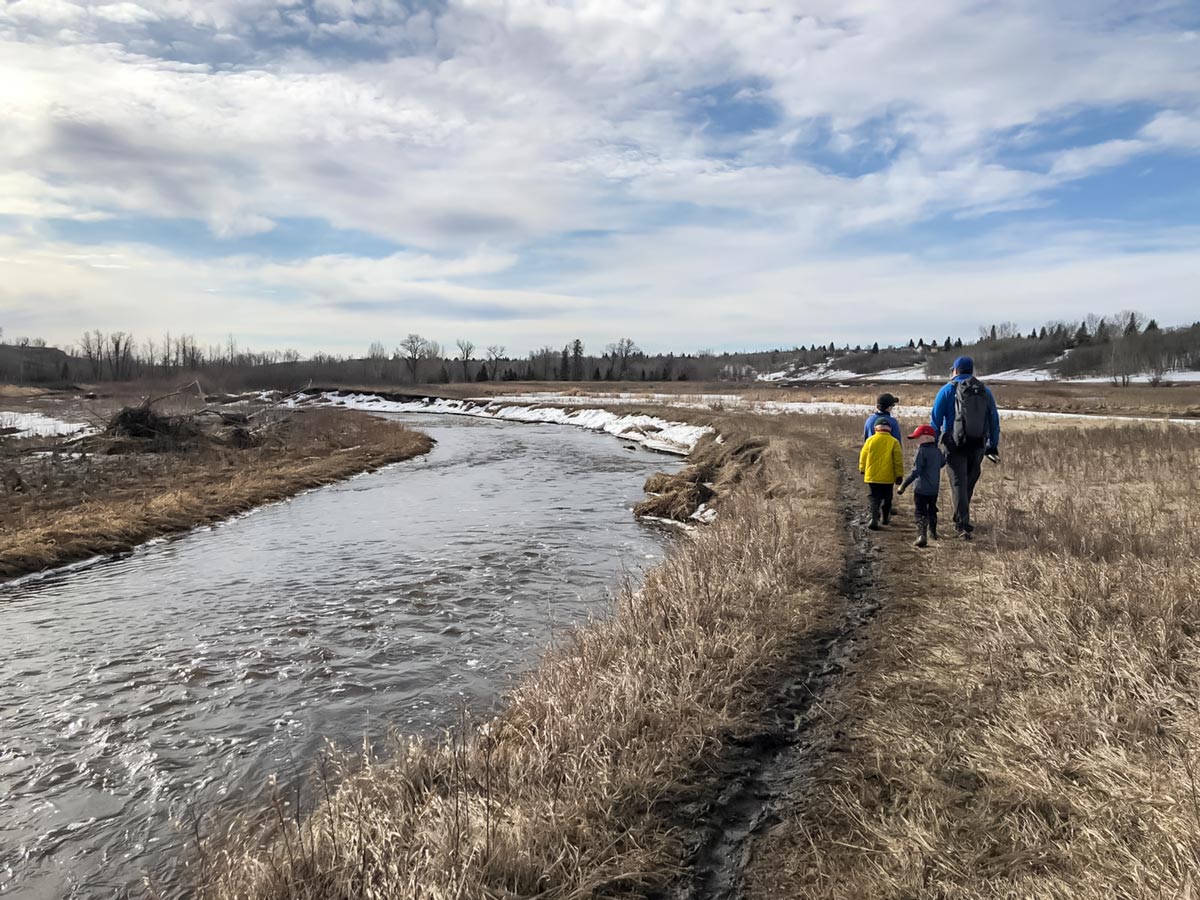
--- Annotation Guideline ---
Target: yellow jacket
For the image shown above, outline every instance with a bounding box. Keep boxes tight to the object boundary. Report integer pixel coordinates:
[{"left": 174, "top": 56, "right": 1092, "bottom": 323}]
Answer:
[{"left": 859, "top": 432, "right": 904, "bottom": 484}]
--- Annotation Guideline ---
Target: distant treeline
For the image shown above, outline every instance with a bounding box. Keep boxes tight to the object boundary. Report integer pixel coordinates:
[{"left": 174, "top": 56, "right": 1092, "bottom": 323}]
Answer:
[{"left": 1, "top": 312, "right": 1196, "bottom": 387}]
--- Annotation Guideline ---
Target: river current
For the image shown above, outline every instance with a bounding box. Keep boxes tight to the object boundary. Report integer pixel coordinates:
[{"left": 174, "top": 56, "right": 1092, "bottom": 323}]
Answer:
[{"left": 0, "top": 413, "right": 679, "bottom": 898}]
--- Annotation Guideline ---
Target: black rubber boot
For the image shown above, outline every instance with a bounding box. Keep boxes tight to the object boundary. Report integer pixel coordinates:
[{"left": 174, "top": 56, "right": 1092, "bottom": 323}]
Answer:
[
  {"left": 929, "top": 516, "right": 939, "bottom": 541},
  {"left": 914, "top": 519, "right": 928, "bottom": 548},
  {"left": 868, "top": 496, "right": 881, "bottom": 530}
]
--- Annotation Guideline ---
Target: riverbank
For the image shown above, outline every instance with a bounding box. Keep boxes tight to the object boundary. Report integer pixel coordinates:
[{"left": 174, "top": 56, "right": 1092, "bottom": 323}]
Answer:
[
  {"left": 0, "top": 408, "right": 433, "bottom": 582},
  {"left": 189, "top": 411, "right": 849, "bottom": 899},
  {"left": 192, "top": 408, "right": 1200, "bottom": 900}
]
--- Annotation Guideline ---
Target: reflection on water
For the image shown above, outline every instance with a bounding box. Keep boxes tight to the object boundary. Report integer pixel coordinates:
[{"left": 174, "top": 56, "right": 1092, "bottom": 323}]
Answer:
[{"left": 0, "top": 414, "right": 678, "bottom": 899}]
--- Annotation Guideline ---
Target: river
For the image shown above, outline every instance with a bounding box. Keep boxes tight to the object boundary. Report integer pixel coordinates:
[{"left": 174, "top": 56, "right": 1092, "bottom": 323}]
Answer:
[{"left": 0, "top": 414, "right": 680, "bottom": 899}]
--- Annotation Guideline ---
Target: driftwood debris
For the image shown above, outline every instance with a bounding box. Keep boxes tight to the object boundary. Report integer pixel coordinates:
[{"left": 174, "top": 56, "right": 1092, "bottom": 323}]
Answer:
[{"left": 87, "top": 383, "right": 293, "bottom": 454}]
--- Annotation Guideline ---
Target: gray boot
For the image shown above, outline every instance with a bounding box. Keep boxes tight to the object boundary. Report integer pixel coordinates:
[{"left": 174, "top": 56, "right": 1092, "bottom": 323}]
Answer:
[
  {"left": 868, "top": 496, "right": 881, "bottom": 530},
  {"left": 914, "top": 519, "right": 928, "bottom": 548}
]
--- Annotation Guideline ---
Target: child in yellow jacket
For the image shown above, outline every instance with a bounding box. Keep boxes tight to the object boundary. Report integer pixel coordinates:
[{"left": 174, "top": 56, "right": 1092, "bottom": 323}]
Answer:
[{"left": 859, "top": 420, "right": 904, "bottom": 530}]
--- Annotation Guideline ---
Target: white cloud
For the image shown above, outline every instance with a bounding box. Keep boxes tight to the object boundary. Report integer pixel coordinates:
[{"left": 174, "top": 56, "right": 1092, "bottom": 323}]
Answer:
[{"left": 0, "top": 0, "right": 1198, "bottom": 350}]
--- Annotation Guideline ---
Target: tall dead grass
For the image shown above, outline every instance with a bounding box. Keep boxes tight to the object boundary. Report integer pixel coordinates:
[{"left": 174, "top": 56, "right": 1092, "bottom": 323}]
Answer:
[
  {"left": 750, "top": 419, "right": 1200, "bottom": 899},
  {"left": 1, "top": 409, "right": 432, "bottom": 580},
  {"left": 189, "top": 417, "right": 847, "bottom": 900}
]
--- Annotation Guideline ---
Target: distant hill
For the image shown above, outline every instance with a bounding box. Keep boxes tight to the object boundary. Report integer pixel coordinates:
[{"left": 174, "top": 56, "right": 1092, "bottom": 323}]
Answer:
[{"left": 0, "top": 344, "right": 72, "bottom": 383}]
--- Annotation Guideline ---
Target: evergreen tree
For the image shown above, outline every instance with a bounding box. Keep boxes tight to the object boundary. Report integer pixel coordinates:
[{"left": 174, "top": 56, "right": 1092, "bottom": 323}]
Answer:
[
  {"left": 475, "top": 362, "right": 489, "bottom": 382},
  {"left": 1028, "top": 330, "right": 1037, "bottom": 340},
  {"left": 1095, "top": 318, "right": 1111, "bottom": 342},
  {"left": 989, "top": 324, "right": 998, "bottom": 341},
  {"left": 1074, "top": 322, "right": 1090, "bottom": 345},
  {"left": 871, "top": 342, "right": 879, "bottom": 354},
  {"left": 1124, "top": 312, "right": 1141, "bottom": 336},
  {"left": 918, "top": 337, "right": 926, "bottom": 349},
  {"left": 954, "top": 337, "right": 963, "bottom": 348},
  {"left": 943, "top": 336, "right": 952, "bottom": 351},
  {"left": 438, "top": 364, "right": 450, "bottom": 383},
  {"left": 571, "top": 339, "right": 584, "bottom": 380},
  {"left": 1146, "top": 318, "right": 1160, "bottom": 332},
  {"left": 593, "top": 366, "right": 602, "bottom": 380},
  {"left": 560, "top": 346, "right": 570, "bottom": 381},
  {"left": 1039, "top": 326, "right": 1048, "bottom": 340},
  {"left": 908, "top": 338, "right": 916, "bottom": 349}
]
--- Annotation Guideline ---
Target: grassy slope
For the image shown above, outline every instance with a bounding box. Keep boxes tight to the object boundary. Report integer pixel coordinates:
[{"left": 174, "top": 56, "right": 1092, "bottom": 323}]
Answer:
[
  {"left": 748, "top": 420, "right": 1200, "bottom": 898},
  {"left": 1, "top": 408, "right": 433, "bottom": 581}
]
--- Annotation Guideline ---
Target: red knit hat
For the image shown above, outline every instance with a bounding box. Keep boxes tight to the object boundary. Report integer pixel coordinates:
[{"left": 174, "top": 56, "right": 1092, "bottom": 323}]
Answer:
[{"left": 907, "top": 424, "right": 936, "bottom": 440}]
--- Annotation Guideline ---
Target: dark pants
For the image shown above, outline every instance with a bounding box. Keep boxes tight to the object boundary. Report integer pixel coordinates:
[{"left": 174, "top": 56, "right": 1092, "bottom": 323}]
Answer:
[
  {"left": 868, "top": 483, "right": 894, "bottom": 521},
  {"left": 913, "top": 492, "right": 939, "bottom": 530},
  {"left": 946, "top": 444, "right": 985, "bottom": 532}
]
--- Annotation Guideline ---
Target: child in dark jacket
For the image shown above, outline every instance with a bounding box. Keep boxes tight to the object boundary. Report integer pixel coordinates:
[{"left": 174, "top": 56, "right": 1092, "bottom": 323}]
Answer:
[{"left": 897, "top": 424, "right": 945, "bottom": 548}]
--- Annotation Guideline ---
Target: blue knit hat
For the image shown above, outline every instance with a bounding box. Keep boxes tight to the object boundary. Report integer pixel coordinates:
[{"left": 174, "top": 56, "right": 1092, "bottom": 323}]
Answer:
[{"left": 951, "top": 355, "right": 974, "bottom": 374}]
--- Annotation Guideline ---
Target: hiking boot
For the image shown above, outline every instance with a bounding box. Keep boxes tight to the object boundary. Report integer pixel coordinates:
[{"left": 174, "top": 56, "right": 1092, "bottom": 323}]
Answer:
[
  {"left": 914, "top": 521, "right": 928, "bottom": 548},
  {"left": 958, "top": 529, "right": 973, "bottom": 541}
]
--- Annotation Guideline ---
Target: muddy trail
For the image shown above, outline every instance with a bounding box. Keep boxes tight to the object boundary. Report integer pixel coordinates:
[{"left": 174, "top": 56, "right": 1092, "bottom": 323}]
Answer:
[{"left": 654, "top": 457, "right": 885, "bottom": 900}]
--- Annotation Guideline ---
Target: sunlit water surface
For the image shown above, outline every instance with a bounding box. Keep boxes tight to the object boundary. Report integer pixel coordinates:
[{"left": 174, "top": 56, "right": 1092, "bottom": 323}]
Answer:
[{"left": 1, "top": 414, "right": 679, "bottom": 898}]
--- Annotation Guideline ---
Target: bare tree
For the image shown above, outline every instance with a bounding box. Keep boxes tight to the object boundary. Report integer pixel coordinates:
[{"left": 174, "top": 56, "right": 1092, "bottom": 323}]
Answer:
[
  {"left": 456, "top": 339, "right": 475, "bottom": 380},
  {"left": 367, "top": 340, "right": 388, "bottom": 380},
  {"left": 80, "top": 330, "right": 104, "bottom": 380},
  {"left": 606, "top": 337, "right": 639, "bottom": 380},
  {"left": 399, "top": 334, "right": 431, "bottom": 383},
  {"left": 486, "top": 345, "right": 505, "bottom": 381}
]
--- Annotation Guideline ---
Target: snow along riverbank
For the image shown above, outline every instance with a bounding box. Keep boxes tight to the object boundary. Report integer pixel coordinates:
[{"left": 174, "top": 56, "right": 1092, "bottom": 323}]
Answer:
[{"left": 292, "top": 391, "right": 712, "bottom": 456}]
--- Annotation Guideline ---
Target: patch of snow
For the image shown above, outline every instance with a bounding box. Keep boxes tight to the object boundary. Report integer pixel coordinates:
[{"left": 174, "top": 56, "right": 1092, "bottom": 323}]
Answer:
[
  {"left": 758, "top": 358, "right": 932, "bottom": 383},
  {"left": 294, "top": 392, "right": 712, "bottom": 455},
  {"left": 0, "top": 411, "right": 92, "bottom": 438}
]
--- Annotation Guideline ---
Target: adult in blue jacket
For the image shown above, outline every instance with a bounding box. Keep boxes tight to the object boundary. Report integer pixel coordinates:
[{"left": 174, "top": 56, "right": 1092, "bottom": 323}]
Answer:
[
  {"left": 930, "top": 356, "right": 1000, "bottom": 539},
  {"left": 862, "top": 392, "right": 901, "bottom": 443}
]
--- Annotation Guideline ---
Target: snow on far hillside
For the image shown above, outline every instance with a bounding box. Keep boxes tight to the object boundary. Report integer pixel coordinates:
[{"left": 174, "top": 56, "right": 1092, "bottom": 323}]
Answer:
[
  {"left": 760, "top": 359, "right": 930, "bottom": 382},
  {"left": 760, "top": 353, "right": 1200, "bottom": 385},
  {"left": 295, "top": 392, "right": 711, "bottom": 455}
]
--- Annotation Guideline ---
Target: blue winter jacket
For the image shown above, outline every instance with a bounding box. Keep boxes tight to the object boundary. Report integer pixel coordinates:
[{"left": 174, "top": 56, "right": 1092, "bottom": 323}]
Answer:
[
  {"left": 901, "top": 443, "right": 945, "bottom": 495},
  {"left": 863, "top": 411, "right": 901, "bottom": 443},
  {"left": 930, "top": 375, "right": 1001, "bottom": 448}
]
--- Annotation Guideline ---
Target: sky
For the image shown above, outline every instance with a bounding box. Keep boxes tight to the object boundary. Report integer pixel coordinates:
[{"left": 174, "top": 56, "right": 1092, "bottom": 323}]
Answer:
[{"left": 1, "top": 0, "right": 1199, "bottom": 357}]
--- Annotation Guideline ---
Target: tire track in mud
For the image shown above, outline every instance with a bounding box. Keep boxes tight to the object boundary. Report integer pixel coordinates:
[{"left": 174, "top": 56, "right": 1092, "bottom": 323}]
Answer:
[{"left": 654, "top": 457, "right": 884, "bottom": 900}]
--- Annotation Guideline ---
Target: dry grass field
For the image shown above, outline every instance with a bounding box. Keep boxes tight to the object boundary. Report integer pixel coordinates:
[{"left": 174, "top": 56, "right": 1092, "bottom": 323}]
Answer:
[
  {"left": 748, "top": 419, "right": 1200, "bottom": 899},
  {"left": 1, "top": 408, "right": 432, "bottom": 581}
]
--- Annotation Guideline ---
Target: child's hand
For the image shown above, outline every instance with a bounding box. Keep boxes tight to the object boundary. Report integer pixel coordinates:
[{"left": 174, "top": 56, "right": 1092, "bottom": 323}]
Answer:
[
  {"left": 897, "top": 485, "right": 906, "bottom": 495},
  {"left": 895, "top": 477, "right": 903, "bottom": 486}
]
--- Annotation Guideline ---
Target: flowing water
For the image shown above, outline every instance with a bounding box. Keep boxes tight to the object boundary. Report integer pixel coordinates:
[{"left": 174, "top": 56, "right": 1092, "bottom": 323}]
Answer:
[{"left": 0, "top": 414, "right": 680, "bottom": 899}]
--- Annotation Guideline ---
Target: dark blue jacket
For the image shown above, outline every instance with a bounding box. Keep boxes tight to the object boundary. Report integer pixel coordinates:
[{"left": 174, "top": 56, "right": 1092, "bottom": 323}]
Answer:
[
  {"left": 863, "top": 411, "right": 900, "bottom": 443},
  {"left": 901, "top": 443, "right": 945, "bottom": 495},
  {"left": 931, "top": 375, "right": 1000, "bottom": 448}
]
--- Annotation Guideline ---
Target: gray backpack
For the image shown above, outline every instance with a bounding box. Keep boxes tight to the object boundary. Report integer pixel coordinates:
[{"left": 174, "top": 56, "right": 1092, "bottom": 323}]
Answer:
[{"left": 954, "top": 377, "right": 989, "bottom": 445}]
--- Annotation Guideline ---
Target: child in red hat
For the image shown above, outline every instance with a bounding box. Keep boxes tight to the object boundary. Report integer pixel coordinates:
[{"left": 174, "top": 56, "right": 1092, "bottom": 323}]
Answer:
[{"left": 897, "top": 424, "right": 945, "bottom": 547}]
